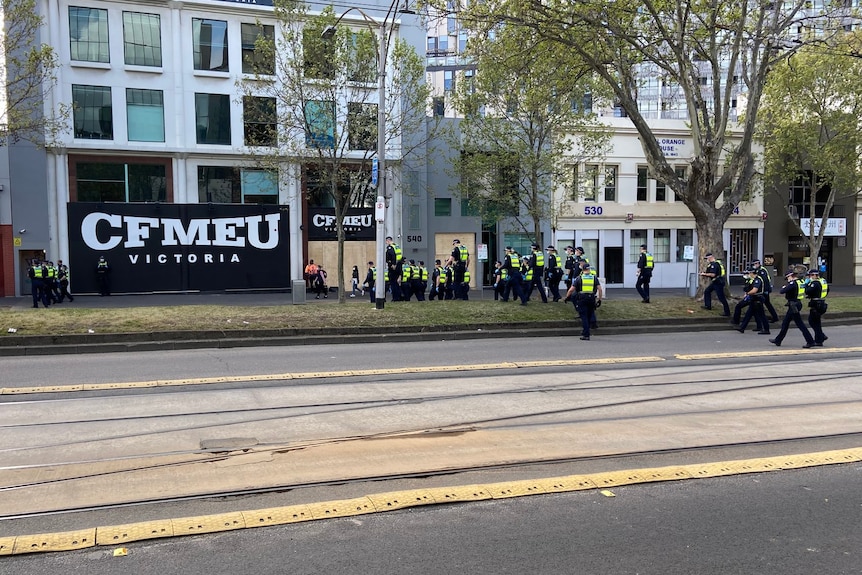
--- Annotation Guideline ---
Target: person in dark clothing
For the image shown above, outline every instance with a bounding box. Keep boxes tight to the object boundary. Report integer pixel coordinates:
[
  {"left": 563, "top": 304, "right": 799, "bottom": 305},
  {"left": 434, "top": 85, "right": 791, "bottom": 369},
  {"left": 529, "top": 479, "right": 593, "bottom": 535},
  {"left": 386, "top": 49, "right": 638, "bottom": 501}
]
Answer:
[
  {"left": 804, "top": 268, "right": 828, "bottom": 346},
  {"left": 95, "top": 256, "right": 111, "bottom": 296},
  {"left": 363, "top": 261, "right": 377, "bottom": 303},
  {"left": 501, "top": 246, "right": 526, "bottom": 305},
  {"left": 753, "top": 259, "right": 779, "bottom": 323},
  {"left": 57, "top": 260, "right": 74, "bottom": 303},
  {"left": 314, "top": 265, "right": 328, "bottom": 299},
  {"left": 700, "top": 253, "right": 729, "bottom": 315},
  {"left": 769, "top": 269, "right": 815, "bottom": 348},
  {"left": 635, "top": 244, "right": 654, "bottom": 303},
  {"left": 28, "top": 259, "right": 49, "bottom": 308},
  {"left": 735, "top": 267, "right": 769, "bottom": 334},
  {"left": 566, "top": 263, "right": 602, "bottom": 341},
  {"left": 545, "top": 246, "right": 563, "bottom": 302},
  {"left": 385, "top": 236, "right": 402, "bottom": 302}
]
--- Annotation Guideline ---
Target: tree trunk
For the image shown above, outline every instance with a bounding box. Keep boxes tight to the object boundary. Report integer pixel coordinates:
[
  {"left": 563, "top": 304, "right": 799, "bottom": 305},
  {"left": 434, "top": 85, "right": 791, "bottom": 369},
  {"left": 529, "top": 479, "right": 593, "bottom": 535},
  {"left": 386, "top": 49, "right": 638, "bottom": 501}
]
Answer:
[{"left": 692, "top": 212, "right": 729, "bottom": 299}]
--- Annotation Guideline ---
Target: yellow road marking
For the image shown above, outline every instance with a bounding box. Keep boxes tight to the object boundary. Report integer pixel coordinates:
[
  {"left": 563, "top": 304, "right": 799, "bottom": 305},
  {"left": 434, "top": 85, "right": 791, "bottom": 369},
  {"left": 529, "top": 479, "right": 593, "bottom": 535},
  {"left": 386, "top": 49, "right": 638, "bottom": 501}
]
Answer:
[
  {"left": 0, "top": 357, "right": 665, "bottom": 396},
  {"left": 6, "top": 446, "right": 860, "bottom": 555},
  {"left": 676, "top": 346, "right": 862, "bottom": 360}
]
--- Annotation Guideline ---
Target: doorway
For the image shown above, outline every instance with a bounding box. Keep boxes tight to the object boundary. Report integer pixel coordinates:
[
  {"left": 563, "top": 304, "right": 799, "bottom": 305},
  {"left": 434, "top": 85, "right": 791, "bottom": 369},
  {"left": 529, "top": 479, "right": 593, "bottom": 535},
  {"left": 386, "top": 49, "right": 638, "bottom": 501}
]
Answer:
[{"left": 604, "top": 246, "right": 623, "bottom": 284}]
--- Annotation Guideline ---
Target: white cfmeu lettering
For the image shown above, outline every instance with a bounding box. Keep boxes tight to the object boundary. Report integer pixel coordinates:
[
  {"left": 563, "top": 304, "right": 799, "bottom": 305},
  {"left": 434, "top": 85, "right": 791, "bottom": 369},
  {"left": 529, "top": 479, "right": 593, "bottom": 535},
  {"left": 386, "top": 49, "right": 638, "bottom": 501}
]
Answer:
[{"left": 80, "top": 212, "right": 281, "bottom": 251}]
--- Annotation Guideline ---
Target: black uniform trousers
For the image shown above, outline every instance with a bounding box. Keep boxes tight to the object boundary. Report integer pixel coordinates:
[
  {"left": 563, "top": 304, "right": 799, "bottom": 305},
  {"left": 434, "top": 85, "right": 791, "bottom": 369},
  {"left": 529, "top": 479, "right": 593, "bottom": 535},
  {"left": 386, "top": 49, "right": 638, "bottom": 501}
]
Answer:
[{"left": 772, "top": 301, "right": 814, "bottom": 346}]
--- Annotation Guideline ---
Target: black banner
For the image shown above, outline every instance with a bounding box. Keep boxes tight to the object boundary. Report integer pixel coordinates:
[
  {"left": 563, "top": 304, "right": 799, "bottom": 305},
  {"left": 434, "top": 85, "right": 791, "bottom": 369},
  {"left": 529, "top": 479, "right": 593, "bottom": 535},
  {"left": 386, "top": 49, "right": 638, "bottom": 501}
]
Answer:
[
  {"left": 68, "top": 203, "right": 290, "bottom": 294},
  {"left": 306, "top": 207, "right": 375, "bottom": 241}
]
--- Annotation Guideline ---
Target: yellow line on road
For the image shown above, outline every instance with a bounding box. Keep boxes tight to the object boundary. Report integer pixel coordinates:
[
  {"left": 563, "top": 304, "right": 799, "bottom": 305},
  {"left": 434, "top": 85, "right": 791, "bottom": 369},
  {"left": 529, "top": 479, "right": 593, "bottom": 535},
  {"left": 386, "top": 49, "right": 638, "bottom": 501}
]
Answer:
[
  {"left": 676, "top": 346, "right": 862, "bottom": 360},
  {"left": 2, "top": 446, "right": 859, "bottom": 556},
  {"left": 0, "top": 357, "right": 665, "bottom": 396}
]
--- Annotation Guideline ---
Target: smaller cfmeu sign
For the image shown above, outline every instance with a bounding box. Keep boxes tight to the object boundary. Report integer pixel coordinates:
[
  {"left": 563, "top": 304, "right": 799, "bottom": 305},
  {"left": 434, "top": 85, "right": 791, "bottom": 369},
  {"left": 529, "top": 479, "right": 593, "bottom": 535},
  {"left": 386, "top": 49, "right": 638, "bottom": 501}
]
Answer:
[
  {"left": 307, "top": 207, "right": 375, "bottom": 241},
  {"left": 657, "top": 138, "right": 686, "bottom": 157}
]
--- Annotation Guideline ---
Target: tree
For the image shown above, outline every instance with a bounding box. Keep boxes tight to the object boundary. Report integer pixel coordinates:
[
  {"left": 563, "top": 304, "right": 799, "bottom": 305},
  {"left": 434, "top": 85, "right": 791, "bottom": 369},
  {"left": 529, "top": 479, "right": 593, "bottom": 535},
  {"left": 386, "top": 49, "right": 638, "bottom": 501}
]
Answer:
[
  {"left": 449, "top": 23, "right": 611, "bottom": 246},
  {"left": 758, "top": 32, "right": 862, "bottom": 268},
  {"left": 457, "top": 0, "right": 845, "bottom": 278},
  {"left": 1, "top": 0, "right": 68, "bottom": 144},
  {"left": 239, "top": 0, "right": 431, "bottom": 302}
]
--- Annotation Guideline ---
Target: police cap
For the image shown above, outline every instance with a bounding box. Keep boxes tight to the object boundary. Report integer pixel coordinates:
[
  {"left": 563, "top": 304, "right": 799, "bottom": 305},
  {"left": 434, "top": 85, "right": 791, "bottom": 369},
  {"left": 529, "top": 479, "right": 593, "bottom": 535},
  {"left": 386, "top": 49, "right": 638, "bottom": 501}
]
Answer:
[{"left": 807, "top": 268, "right": 820, "bottom": 275}]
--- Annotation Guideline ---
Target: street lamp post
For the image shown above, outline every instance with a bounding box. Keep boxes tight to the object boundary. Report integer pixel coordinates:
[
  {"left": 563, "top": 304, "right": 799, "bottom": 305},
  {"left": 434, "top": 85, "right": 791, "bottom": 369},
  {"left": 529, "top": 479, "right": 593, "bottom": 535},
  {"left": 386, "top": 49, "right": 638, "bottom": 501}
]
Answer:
[{"left": 324, "top": 2, "right": 407, "bottom": 310}]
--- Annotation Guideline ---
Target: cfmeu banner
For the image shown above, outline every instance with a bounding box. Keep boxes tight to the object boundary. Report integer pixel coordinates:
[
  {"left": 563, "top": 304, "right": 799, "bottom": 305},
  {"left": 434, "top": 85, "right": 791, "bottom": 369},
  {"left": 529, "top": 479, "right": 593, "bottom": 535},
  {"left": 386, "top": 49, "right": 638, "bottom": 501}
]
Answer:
[{"left": 68, "top": 203, "right": 290, "bottom": 294}]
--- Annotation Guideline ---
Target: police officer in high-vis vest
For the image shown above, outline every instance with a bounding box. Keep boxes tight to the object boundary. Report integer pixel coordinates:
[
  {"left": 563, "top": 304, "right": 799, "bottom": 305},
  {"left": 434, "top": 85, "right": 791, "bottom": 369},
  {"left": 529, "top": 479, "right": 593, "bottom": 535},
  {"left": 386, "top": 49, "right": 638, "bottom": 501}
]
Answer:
[
  {"left": 636, "top": 243, "right": 654, "bottom": 303},
  {"left": 566, "top": 263, "right": 602, "bottom": 340},
  {"left": 416, "top": 261, "right": 428, "bottom": 301},
  {"left": 545, "top": 245, "right": 563, "bottom": 302},
  {"left": 363, "top": 261, "right": 377, "bottom": 303},
  {"left": 769, "top": 269, "right": 815, "bottom": 348},
  {"left": 804, "top": 268, "right": 828, "bottom": 346},
  {"left": 700, "top": 252, "right": 729, "bottom": 315},
  {"left": 528, "top": 243, "right": 548, "bottom": 303},
  {"left": 385, "top": 236, "right": 402, "bottom": 301}
]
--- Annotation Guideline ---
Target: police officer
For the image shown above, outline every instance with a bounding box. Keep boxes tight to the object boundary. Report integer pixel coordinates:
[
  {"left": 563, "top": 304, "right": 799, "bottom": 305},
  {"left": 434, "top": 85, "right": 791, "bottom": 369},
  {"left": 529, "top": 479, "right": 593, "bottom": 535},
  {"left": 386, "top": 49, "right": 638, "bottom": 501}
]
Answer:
[
  {"left": 385, "top": 236, "right": 402, "bottom": 301},
  {"left": 96, "top": 255, "right": 111, "bottom": 296},
  {"left": 753, "top": 259, "right": 779, "bottom": 323},
  {"left": 429, "top": 260, "right": 443, "bottom": 301},
  {"left": 57, "top": 260, "right": 74, "bottom": 303},
  {"left": 363, "top": 261, "right": 377, "bottom": 303},
  {"left": 442, "top": 263, "right": 455, "bottom": 300},
  {"left": 416, "top": 261, "right": 428, "bottom": 301},
  {"left": 501, "top": 246, "right": 526, "bottom": 304},
  {"left": 635, "top": 244, "right": 654, "bottom": 303},
  {"left": 700, "top": 252, "right": 729, "bottom": 316},
  {"left": 492, "top": 260, "right": 507, "bottom": 300},
  {"left": 400, "top": 258, "right": 414, "bottom": 301},
  {"left": 736, "top": 267, "right": 769, "bottom": 335},
  {"left": 566, "top": 263, "right": 602, "bottom": 341},
  {"left": 563, "top": 246, "right": 576, "bottom": 290},
  {"left": 528, "top": 244, "right": 548, "bottom": 303},
  {"left": 447, "top": 238, "right": 469, "bottom": 300},
  {"left": 28, "top": 258, "right": 49, "bottom": 308},
  {"left": 769, "top": 269, "right": 815, "bottom": 348},
  {"left": 731, "top": 267, "right": 756, "bottom": 326},
  {"left": 545, "top": 246, "right": 563, "bottom": 302},
  {"left": 573, "top": 247, "right": 589, "bottom": 277},
  {"left": 804, "top": 268, "right": 828, "bottom": 346}
]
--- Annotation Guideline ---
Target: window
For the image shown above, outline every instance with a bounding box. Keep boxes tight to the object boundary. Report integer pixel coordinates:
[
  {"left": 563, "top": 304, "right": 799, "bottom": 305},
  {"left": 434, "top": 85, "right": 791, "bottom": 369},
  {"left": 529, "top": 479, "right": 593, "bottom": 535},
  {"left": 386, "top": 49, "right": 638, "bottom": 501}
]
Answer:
[
  {"left": 789, "top": 170, "right": 831, "bottom": 219},
  {"left": 504, "top": 233, "right": 533, "bottom": 259},
  {"left": 654, "top": 229, "right": 671, "bottom": 262},
  {"left": 438, "top": 35, "right": 449, "bottom": 52},
  {"left": 69, "top": 7, "right": 109, "bottom": 63},
  {"left": 304, "top": 100, "right": 335, "bottom": 148},
  {"left": 629, "top": 231, "right": 647, "bottom": 263},
  {"left": 193, "top": 18, "right": 228, "bottom": 72},
  {"left": 655, "top": 177, "right": 667, "bottom": 202},
  {"left": 241, "top": 23, "right": 274, "bottom": 75},
  {"left": 76, "top": 162, "right": 167, "bottom": 202},
  {"left": 195, "top": 93, "right": 231, "bottom": 145},
  {"left": 434, "top": 198, "right": 451, "bottom": 216},
  {"left": 583, "top": 164, "right": 598, "bottom": 201},
  {"left": 243, "top": 96, "right": 277, "bottom": 147},
  {"left": 126, "top": 88, "right": 164, "bottom": 142},
  {"left": 636, "top": 166, "right": 648, "bottom": 201},
  {"left": 347, "top": 31, "right": 377, "bottom": 83},
  {"left": 676, "top": 229, "right": 693, "bottom": 262},
  {"left": 572, "top": 92, "right": 593, "bottom": 114},
  {"left": 123, "top": 12, "right": 161, "bottom": 67},
  {"left": 444, "top": 70, "right": 454, "bottom": 92},
  {"left": 347, "top": 103, "right": 377, "bottom": 151},
  {"left": 604, "top": 166, "right": 617, "bottom": 202},
  {"left": 408, "top": 203, "right": 421, "bottom": 229},
  {"left": 427, "top": 36, "right": 437, "bottom": 53},
  {"left": 304, "top": 28, "right": 335, "bottom": 80},
  {"left": 570, "top": 164, "right": 579, "bottom": 200},
  {"left": 72, "top": 85, "right": 112, "bottom": 140},
  {"left": 198, "top": 166, "right": 277, "bottom": 204},
  {"left": 432, "top": 96, "right": 445, "bottom": 117},
  {"left": 674, "top": 166, "right": 686, "bottom": 201}
]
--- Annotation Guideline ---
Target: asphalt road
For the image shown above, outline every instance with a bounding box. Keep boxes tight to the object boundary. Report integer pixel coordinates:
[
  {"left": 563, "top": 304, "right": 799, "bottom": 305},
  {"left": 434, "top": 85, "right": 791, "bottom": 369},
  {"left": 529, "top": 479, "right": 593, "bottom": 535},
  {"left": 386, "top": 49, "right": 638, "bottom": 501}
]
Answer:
[{"left": 4, "top": 463, "right": 860, "bottom": 575}]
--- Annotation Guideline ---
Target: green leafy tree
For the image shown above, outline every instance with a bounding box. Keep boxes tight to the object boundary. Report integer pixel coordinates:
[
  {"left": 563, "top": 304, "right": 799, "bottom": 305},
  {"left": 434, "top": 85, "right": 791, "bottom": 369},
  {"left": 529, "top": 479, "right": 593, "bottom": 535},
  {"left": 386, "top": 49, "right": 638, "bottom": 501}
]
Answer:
[
  {"left": 449, "top": 23, "right": 611, "bottom": 245},
  {"left": 1, "top": 0, "right": 68, "bottom": 144},
  {"left": 758, "top": 33, "right": 862, "bottom": 265},
  {"left": 239, "top": 0, "right": 431, "bottom": 302},
  {"left": 456, "top": 0, "right": 846, "bottom": 282}
]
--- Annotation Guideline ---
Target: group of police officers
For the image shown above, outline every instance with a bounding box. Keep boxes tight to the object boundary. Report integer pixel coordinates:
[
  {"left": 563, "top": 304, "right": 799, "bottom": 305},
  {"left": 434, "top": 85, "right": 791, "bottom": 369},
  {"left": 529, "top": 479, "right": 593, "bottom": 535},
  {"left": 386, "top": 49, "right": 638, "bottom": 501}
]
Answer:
[{"left": 27, "top": 259, "right": 74, "bottom": 308}]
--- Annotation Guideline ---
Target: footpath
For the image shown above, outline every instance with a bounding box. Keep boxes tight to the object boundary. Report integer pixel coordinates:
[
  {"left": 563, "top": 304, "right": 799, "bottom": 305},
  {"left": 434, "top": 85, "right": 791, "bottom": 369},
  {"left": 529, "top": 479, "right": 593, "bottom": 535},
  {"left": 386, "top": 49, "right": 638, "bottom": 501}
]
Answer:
[{"left": 2, "top": 287, "right": 862, "bottom": 356}]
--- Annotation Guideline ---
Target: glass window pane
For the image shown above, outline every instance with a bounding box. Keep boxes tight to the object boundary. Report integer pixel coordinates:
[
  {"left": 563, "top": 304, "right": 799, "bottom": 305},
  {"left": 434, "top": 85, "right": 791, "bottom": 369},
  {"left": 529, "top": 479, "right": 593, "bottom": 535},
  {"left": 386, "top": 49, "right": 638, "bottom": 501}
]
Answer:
[
  {"left": 127, "top": 164, "right": 167, "bottom": 202},
  {"left": 434, "top": 198, "right": 451, "bottom": 217},
  {"left": 304, "top": 100, "right": 335, "bottom": 148},
  {"left": 604, "top": 166, "right": 617, "bottom": 202},
  {"left": 654, "top": 229, "right": 671, "bottom": 262},
  {"left": 69, "top": 7, "right": 109, "bottom": 63},
  {"left": 243, "top": 96, "right": 277, "bottom": 147},
  {"left": 76, "top": 163, "right": 124, "bottom": 202},
  {"left": 127, "top": 89, "right": 164, "bottom": 142},
  {"left": 676, "top": 229, "right": 693, "bottom": 262},
  {"left": 637, "top": 166, "right": 648, "bottom": 201},
  {"left": 241, "top": 169, "right": 277, "bottom": 201},
  {"left": 195, "top": 93, "right": 232, "bottom": 145},
  {"left": 241, "top": 23, "right": 274, "bottom": 75},
  {"left": 193, "top": 18, "right": 228, "bottom": 72},
  {"left": 73, "top": 85, "right": 113, "bottom": 140},
  {"left": 348, "top": 102, "right": 377, "bottom": 150},
  {"left": 123, "top": 12, "right": 161, "bottom": 66},
  {"left": 198, "top": 166, "right": 240, "bottom": 203},
  {"left": 630, "top": 230, "right": 646, "bottom": 263}
]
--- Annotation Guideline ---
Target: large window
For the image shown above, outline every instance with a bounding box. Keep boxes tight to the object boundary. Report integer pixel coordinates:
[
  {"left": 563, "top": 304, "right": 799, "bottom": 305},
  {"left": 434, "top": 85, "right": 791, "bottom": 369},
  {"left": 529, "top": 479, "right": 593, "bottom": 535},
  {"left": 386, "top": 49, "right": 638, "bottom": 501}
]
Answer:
[
  {"left": 243, "top": 96, "right": 277, "bottom": 147},
  {"left": 604, "top": 166, "right": 617, "bottom": 202},
  {"left": 241, "top": 23, "right": 274, "bottom": 75},
  {"left": 72, "top": 85, "right": 113, "bottom": 140},
  {"left": 347, "top": 103, "right": 377, "bottom": 150},
  {"left": 583, "top": 164, "right": 598, "bottom": 201},
  {"left": 198, "top": 166, "right": 278, "bottom": 204},
  {"left": 76, "top": 162, "right": 167, "bottom": 202},
  {"left": 193, "top": 18, "right": 228, "bottom": 72},
  {"left": 195, "top": 93, "right": 231, "bottom": 145},
  {"left": 126, "top": 88, "right": 164, "bottom": 142},
  {"left": 69, "top": 7, "right": 109, "bottom": 63},
  {"left": 655, "top": 177, "right": 667, "bottom": 202},
  {"left": 654, "top": 229, "right": 671, "bottom": 262},
  {"left": 303, "top": 29, "right": 335, "bottom": 80},
  {"left": 629, "top": 230, "right": 646, "bottom": 263},
  {"left": 304, "top": 100, "right": 335, "bottom": 149},
  {"left": 123, "top": 12, "right": 161, "bottom": 67},
  {"left": 636, "top": 166, "right": 648, "bottom": 201},
  {"left": 434, "top": 198, "right": 452, "bottom": 217}
]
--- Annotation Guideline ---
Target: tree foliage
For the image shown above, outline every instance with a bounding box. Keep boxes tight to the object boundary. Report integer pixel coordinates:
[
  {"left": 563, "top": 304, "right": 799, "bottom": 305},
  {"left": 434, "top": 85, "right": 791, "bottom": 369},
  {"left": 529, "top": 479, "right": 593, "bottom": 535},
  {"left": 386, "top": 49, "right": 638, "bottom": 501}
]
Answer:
[
  {"left": 1, "top": 0, "right": 68, "bottom": 144},
  {"left": 758, "top": 32, "right": 862, "bottom": 260},
  {"left": 455, "top": 0, "right": 844, "bottom": 267},
  {"left": 239, "top": 0, "right": 431, "bottom": 301},
  {"left": 449, "top": 21, "right": 612, "bottom": 244}
]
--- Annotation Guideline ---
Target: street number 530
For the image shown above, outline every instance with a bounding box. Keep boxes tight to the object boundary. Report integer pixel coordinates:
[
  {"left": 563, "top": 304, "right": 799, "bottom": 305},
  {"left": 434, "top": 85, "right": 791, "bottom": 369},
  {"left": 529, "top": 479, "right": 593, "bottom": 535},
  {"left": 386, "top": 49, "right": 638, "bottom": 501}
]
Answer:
[{"left": 584, "top": 206, "right": 603, "bottom": 215}]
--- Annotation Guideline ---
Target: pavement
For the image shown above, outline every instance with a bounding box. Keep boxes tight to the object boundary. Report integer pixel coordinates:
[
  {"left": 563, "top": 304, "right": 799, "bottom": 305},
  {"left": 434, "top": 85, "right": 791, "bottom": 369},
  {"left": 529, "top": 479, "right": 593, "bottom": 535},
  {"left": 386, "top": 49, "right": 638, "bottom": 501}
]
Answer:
[{"left": 3, "top": 286, "right": 862, "bottom": 356}]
